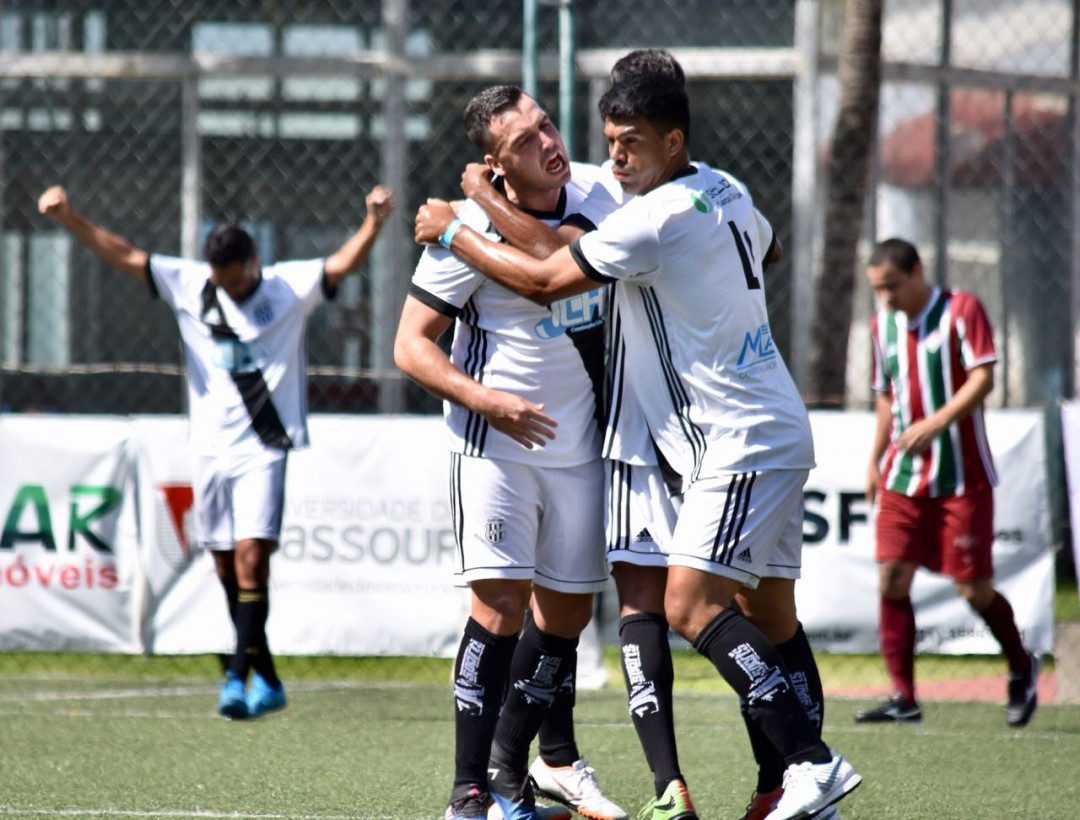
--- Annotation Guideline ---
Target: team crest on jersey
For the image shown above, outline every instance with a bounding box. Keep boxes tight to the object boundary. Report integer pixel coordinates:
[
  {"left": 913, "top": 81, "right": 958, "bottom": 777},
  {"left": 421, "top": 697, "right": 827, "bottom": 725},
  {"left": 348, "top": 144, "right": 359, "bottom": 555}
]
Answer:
[
  {"left": 485, "top": 518, "right": 506, "bottom": 544},
  {"left": 254, "top": 301, "right": 275, "bottom": 327}
]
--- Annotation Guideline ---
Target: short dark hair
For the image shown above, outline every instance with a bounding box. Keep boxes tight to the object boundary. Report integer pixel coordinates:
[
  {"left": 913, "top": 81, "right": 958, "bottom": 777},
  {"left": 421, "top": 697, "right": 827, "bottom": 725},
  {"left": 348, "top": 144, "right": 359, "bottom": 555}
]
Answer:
[
  {"left": 599, "top": 74, "right": 690, "bottom": 143},
  {"left": 203, "top": 223, "right": 257, "bottom": 267},
  {"left": 464, "top": 85, "right": 525, "bottom": 153},
  {"left": 869, "top": 237, "right": 921, "bottom": 273},
  {"left": 609, "top": 48, "right": 685, "bottom": 86}
]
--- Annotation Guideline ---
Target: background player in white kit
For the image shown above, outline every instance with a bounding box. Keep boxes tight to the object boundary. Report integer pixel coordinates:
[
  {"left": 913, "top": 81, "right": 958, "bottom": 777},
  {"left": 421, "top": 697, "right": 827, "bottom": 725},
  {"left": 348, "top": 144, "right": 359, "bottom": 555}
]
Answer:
[
  {"left": 414, "top": 73, "right": 861, "bottom": 820},
  {"left": 37, "top": 182, "right": 395, "bottom": 719},
  {"left": 393, "top": 85, "right": 624, "bottom": 820}
]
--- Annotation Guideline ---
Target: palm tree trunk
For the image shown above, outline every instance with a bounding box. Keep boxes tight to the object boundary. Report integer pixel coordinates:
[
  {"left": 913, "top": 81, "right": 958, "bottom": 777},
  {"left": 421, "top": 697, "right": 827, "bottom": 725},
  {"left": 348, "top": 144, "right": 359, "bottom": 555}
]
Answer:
[{"left": 806, "top": 0, "right": 883, "bottom": 406}]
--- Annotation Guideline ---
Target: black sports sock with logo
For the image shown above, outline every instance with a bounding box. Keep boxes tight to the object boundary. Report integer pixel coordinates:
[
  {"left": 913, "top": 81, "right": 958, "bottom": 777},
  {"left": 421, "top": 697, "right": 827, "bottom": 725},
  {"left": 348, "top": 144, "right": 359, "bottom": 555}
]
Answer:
[
  {"left": 620, "top": 612, "right": 684, "bottom": 797},
  {"left": 491, "top": 620, "right": 579, "bottom": 786},
  {"left": 228, "top": 587, "right": 269, "bottom": 682},
  {"left": 451, "top": 617, "right": 518, "bottom": 799},
  {"left": 536, "top": 612, "right": 580, "bottom": 768},
  {"left": 742, "top": 623, "right": 825, "bottom": 792},
  {"left": 693, "top": 608, "right": 828, "bottom": 766}
]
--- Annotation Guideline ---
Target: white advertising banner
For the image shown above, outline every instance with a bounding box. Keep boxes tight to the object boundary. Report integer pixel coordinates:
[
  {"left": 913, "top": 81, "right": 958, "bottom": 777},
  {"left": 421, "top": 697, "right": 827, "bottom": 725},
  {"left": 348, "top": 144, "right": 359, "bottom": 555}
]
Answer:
[
  {"left": 141, "top": 415, "right": 469, "bottom": 657},
  {"left": 0, "top": 415, "right": 140, "bottom": 652},
  {"left": 799, "top": 410, "right": 1054, "bottom": 654},
  {"left": 0, "top": 411, "right": 1055, "bottom": 658}
]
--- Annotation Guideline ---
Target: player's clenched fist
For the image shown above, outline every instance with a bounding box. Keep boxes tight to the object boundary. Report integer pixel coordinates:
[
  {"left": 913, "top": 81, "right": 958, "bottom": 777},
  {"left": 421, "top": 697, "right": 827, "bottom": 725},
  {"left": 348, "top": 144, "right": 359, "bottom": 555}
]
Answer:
[
  {"left": 37, "top": 185, "right": 70, "bottom": 220},
  {"left": 365, "top": 184, "right": 396, "bottom": 226},
  {"left": 414, "top": 198, "right": 456, "bottom": 245}
]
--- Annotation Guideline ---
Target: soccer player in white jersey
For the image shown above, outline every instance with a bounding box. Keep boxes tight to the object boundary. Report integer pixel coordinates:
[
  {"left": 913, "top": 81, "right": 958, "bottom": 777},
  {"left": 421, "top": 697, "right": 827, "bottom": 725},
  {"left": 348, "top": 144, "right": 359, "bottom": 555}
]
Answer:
[
  {"left": 856, "top": 238, "right": 1039, "bottom": 728},
  {"left": 452, "top": 49, "right": 837, "bottom": 820},
  {"left": 414, "top": 74, "right": 862, "bottom": 820},
  {"left": 37, "top": 182, "right": 395, "bottom": 719},
  {"left": 393, "top": 86, "right": 625, "bottom": 820}
]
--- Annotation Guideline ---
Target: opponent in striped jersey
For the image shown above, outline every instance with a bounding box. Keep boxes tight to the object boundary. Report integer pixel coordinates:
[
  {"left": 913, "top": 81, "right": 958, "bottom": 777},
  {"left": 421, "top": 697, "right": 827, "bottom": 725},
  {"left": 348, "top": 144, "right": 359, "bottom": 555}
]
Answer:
[
  {"left": 37, "top": 182, "right": 396, "bottom": 719},
  {"left": 415, "top": 72, "right": 860, "bottom": 820},
  {"left": 394, "top": 86, "right": 623, "bottom": 820},
  {"left": 858, "top": 238, "right": 1038, "bottom": 730},
  {"left": 870, "top": 279, "right": 997, "bottom": 497}
]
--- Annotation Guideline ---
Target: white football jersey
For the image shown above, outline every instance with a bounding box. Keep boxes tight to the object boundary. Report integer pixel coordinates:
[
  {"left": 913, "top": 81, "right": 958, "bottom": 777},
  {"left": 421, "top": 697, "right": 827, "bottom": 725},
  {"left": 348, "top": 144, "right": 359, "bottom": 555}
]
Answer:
[
  {"left": 571, "top": 163, "right": 815, "bottom": 483},
  {"left": 148, "top": 255, "right": 330, "bottom": 455},
  {"left": 409, "top": 166, "right": 616, "bottom": 466}
]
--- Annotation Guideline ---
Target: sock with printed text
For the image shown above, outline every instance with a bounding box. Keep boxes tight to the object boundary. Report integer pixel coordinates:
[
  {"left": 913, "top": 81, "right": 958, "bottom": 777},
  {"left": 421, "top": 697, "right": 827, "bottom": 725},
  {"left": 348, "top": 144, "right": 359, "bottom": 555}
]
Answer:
[
  {"left": 491, "top": 620, "right": 579, "bottom": 783},
  {"left": 693, "top": 608, "right": 827, "bottom": 766},
  {"left": 620, "top": 612, "right": 684, "bottom": 797},
  {"left": 451, "top": 617, "right": 519, "bottom": 799}
]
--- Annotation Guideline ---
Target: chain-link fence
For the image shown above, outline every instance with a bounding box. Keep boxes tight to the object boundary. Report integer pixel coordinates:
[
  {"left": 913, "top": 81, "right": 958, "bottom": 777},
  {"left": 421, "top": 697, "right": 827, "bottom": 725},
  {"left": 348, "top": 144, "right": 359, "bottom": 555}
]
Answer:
[{"left": 0, "top": 0, "right": 1076, "bottom": 702}]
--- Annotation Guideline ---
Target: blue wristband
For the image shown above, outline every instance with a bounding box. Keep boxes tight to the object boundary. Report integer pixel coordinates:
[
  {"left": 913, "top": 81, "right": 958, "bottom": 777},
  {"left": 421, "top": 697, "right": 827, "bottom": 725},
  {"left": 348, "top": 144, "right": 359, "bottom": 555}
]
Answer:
[{"left": 439, "top": 218, "right": 463, "bottom": 250}]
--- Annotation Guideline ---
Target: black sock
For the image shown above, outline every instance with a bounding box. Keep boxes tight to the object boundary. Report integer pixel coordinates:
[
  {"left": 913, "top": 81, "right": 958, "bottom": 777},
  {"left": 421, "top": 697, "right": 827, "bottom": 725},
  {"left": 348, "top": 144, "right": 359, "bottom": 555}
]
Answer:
[
  {"left": 619, "top": 612, "right": 684, "bottom": 797},
  {"left": 452, "top": 618, "right": 519, "bottom": 798},
  {"left": 693, "top": 609, "right": 827, "bottom": 766},
  {"left": 745, "top": 622, "right": 825, "bottom": 792},
  {"left": 227, "top": 587, "right": 269, "bottom": 682},
  {"left": 537, "top": 643, "right": 580, "bottom": 768},
  {"left": 218, "top": 579, "right": 239, "bottom": 675},
  {"left": 491, "top": 620, "right": 579, "bottom": 780},
  {"left": 778, "top": 623, "right": 824, "bottom": 730}
]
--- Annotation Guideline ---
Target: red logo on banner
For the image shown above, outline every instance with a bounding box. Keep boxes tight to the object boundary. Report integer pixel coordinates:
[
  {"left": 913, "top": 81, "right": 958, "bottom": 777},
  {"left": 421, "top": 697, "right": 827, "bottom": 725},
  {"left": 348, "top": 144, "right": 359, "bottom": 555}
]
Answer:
[{"left": 158, "top": 484, "right": 194, "bottom": 556}]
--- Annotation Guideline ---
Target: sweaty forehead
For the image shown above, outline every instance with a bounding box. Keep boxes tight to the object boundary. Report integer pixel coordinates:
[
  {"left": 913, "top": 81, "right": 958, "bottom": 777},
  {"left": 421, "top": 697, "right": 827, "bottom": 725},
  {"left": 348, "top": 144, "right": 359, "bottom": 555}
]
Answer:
[{"left": 492, "top": 101, "right": 544, "bottom": 145}]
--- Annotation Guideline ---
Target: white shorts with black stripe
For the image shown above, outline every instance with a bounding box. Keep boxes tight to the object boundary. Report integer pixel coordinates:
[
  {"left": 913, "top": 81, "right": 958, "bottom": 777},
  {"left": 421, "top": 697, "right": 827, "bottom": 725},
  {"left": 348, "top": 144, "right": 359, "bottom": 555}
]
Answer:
[
  {"left": 668, "top": 468, "right": 807, "bottom": 588},
  {"left": 605, "top": 460, "right": 681, "bottom": 567},
  {"left": 450, "top": 453, "right": 609, "bottom": 594},
  {"left": 194, "top": 447, "right": 287, "bottom": 550}
]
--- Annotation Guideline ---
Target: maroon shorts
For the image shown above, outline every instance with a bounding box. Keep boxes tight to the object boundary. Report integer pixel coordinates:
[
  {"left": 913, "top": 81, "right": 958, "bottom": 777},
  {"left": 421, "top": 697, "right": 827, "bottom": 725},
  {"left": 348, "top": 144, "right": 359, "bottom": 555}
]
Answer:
[{"left": 874, "top": 487, "right": 994, "bottom": 581}]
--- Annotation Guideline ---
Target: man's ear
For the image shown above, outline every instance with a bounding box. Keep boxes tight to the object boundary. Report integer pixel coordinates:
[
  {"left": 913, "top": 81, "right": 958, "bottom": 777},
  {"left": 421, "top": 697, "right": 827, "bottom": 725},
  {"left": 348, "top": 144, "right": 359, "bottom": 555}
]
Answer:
[
  {"left": 484, "top": 154, "right": 505, "bottom": 178},
  {"left": 667, "top": 129, "right": 684, "bottom": 157}
]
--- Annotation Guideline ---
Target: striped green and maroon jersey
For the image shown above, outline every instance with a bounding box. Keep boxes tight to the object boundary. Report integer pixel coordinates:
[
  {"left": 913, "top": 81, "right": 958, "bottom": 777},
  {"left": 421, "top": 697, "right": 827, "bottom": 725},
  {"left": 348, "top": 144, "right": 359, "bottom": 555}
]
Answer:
[{"left": 870, "top": 287, "right": 998, "bottom": 497}]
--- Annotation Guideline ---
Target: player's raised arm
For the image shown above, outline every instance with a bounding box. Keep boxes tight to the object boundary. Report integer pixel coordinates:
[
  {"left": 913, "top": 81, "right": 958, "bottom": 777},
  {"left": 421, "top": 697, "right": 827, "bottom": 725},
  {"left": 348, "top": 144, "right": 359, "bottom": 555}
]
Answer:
[
  {"left": 323, "top": 184, "right": 396, "bottom": 289},
  {"left": 36, "top": 185, "right": 149, "bottom": 281},
  {"left": 393, "top": 294, "right": 557, "bottom": 450},
  {"left": 414, "top": 198, "right": 592, "bottom": 305}
]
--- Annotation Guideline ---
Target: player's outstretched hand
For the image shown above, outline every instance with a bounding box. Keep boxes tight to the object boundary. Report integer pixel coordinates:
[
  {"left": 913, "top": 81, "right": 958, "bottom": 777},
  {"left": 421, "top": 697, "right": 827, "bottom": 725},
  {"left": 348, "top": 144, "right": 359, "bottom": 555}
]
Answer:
[
  {"left": 479, "top": 390, "right": 557, "bottom": 450},
  {"left": 37, "top": 185, "right": 70, "bottom": 221},
  {"left": 366, "top": 184, "right": 396, "bottom": 226},
  {"left": 415, "top": 198, "right": 456, "bottom": 246},
  {"left": 460, "top": 163, "right": 496, "bottom": 200}
]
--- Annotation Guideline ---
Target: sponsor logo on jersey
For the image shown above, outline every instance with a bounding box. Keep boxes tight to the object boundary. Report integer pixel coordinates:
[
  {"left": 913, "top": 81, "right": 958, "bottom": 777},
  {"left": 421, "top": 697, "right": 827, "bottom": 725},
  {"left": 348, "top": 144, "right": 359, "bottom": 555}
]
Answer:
[
  {"left": 533, "top": 287, "right": 606, "bottom": 339},
  {"left": 736, "top": 547, "right": 752, "bottom": 563},
  {"left": 212, "top": 338, "right": 267, "bottom": 374},
  {"left": 634, "top": 528, "right": 654, "bottom": 543},
  {"left": 736, "top": 323, "right": 778, "bottom": 378},
  {"left": 691, "top": 178, "right": 743, "bottom": 213},
  {"left": 485, "top": 518, "right": 506, "bottom": 544}
]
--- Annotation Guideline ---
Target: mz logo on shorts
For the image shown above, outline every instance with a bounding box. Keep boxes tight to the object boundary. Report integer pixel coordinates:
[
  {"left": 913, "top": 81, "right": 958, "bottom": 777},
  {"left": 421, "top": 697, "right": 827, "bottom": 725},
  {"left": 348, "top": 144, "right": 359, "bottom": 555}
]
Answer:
[{"left": 485, "top": 518, "right": 506, "bottom": 543}]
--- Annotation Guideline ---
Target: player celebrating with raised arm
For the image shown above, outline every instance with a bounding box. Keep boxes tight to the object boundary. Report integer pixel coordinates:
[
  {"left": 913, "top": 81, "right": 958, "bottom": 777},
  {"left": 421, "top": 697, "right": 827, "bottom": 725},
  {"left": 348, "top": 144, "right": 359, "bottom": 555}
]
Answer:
[
  {"left": 393, "top": 86, "right": 625, "bottom": 820},
  {"left": 37, "top": 182, "right": 395, "bottom": 720},
  {"left": 856, "top": 237, "right": 1039, "bottom": 728},
  {"left": 414, "top": 73, "right": 862, "bottom": 820}
]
